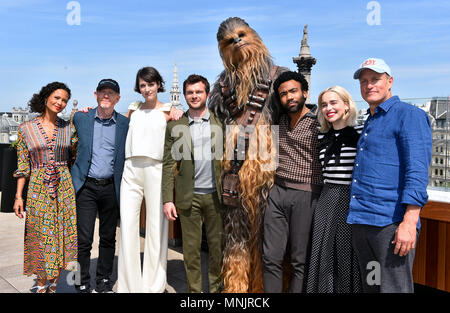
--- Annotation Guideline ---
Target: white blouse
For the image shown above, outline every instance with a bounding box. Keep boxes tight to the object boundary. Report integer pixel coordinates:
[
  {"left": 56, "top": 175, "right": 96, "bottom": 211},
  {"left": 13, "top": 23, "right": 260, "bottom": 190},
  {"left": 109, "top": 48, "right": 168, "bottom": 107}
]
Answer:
[{"left": 125, "top": 102, "right": 171, "bottom": 160}]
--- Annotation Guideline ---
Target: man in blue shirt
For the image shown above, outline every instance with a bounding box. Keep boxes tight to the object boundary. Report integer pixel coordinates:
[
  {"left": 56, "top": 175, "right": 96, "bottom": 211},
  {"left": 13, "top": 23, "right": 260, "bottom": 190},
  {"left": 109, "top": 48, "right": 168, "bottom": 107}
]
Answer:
[
  {"left": 71, "top": 79, "right": 129, "bottom": 293},
  {"left": 347, "top": 58, "right": 431, "bottom": 293}
]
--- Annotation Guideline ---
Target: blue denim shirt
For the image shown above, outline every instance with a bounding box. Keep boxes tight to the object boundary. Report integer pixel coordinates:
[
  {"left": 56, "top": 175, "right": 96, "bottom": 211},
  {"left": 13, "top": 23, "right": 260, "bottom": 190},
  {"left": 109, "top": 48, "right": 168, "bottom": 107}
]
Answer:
[
  {"left": 87, "top": 110, "right": 116, "bottom": 179},
  {"left": 347, "top": 96, "right": 432, "bottom": 228}
]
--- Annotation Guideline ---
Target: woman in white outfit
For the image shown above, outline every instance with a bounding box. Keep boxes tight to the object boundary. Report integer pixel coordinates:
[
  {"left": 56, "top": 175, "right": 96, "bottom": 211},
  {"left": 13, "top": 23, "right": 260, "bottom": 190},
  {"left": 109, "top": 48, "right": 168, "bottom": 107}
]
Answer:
[{"left": 118, "top": 67, "right": 179, "bottom": 293}]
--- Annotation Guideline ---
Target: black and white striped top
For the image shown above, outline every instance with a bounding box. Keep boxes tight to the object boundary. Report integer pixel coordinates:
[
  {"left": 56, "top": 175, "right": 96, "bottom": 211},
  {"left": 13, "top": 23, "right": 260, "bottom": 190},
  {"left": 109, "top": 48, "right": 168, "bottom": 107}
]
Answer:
[{"left": 318, "top": 125, "right": 363, "bottom": 185}]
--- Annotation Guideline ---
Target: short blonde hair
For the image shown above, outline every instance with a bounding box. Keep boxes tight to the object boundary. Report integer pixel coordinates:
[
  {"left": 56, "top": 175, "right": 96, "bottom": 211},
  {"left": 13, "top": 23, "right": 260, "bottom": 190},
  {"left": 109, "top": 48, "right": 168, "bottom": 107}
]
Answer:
[{"left": 317, "top": 86, "right": 357, "bottom": 132}]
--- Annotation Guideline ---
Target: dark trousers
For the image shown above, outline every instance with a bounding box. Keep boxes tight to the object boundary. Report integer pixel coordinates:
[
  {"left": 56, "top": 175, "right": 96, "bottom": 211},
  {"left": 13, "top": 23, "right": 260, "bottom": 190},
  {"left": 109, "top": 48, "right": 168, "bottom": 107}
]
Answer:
[
  {"left": 263, "top": 183, "right": 319, "bottom": 293},
  {"left": 351, "top": 223, "right": 419, "bottom": 293},
  {"left": 76, "top": 179, "right": 119, "bottom": 288}
]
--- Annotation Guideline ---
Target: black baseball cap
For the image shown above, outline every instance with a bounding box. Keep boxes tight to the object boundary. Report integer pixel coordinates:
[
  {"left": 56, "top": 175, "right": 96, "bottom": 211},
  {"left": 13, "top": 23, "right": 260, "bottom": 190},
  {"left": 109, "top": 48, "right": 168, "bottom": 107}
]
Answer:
[{"left": 96, "top": 78, "right": 120, "bottom": 94}]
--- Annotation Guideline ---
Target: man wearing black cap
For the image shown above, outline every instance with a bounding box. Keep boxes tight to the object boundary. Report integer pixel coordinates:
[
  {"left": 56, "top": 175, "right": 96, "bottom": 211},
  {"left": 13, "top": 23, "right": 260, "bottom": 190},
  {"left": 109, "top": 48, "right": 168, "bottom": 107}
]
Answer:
[{"left": 71, "top": 79, "right": 129, "bottom": 293}]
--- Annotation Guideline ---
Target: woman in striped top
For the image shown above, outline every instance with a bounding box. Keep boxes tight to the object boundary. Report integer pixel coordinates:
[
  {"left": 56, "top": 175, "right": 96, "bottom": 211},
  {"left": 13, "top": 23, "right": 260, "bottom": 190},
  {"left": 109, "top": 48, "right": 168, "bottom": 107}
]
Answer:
[
  {"left": 306, "top": 86, "right": 362, "bottom": 293},
  {"left": 13, "top": 82, "right": 78, "bottom": 293}
]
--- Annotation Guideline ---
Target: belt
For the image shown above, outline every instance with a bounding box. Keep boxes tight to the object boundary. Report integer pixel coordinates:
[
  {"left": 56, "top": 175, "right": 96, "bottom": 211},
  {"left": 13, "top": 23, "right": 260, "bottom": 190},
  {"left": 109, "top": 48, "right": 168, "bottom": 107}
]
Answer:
[
  {"left": 274, "top": 177, "right": 322, "bottom": 194},
  {"left": 86, "top": 176, "right": 114, "bottom": 186}
]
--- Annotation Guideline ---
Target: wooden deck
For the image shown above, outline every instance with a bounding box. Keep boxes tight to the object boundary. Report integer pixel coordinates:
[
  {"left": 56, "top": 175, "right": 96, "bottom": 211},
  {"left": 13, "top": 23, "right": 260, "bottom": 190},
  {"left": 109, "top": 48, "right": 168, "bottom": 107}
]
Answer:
[{"left": 413, "top": 200, "right": 450, "bottom": 292}]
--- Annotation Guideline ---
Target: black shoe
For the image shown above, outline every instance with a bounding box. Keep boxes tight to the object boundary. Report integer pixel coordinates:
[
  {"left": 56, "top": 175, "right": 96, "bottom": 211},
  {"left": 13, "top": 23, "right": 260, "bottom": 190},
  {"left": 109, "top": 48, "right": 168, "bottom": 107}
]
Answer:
[
  {"left": 75, "top": 284, "right": 91, "bottom": 293},
  {"left": 93, "top": 279, "right": 114, "bottom": 293}
]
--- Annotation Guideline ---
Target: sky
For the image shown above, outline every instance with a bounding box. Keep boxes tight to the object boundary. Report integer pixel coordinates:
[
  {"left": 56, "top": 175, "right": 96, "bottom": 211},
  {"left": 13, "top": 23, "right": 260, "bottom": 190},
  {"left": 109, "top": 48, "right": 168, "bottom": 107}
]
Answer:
[{"left": 0, "top": 0, "right": 449, "bottom": 114}]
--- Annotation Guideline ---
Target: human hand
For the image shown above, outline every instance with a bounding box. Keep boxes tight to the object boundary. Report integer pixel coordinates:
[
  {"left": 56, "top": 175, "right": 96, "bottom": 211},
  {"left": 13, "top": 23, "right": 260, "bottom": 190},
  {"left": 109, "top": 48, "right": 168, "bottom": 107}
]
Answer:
[
  {"left": 163, "top": 202, "right": 178, "bottom": 221},
  {"left": 392, "top": 221, "right": 417, "bottom": 257},
  {"left": 13, "top": 198, "right": 24, "bottom": 219},
  {"left": 169, "top": 107, "right": 184, "bottom": 121},
  {"left": 79, "top": 106, "right": 93, "bottom": 113}
]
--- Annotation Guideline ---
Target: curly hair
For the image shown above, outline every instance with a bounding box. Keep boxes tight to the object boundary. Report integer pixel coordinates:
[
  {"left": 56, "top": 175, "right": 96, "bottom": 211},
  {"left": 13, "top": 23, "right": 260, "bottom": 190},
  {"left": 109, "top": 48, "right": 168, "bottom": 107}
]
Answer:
[
  {"left": 28, "top": 82, "right": 71, "bottom": 113},
  {"left": 273, "top": 70, "right": 308, "bottom": 98},
  {"left": 270, "top": 71, "right": 309, "bottom": 122}
]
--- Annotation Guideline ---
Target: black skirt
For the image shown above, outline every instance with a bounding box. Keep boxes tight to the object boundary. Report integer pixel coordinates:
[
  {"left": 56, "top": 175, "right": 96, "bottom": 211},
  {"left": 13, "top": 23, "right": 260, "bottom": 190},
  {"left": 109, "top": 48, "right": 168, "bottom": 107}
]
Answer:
[{"left": 306, "top": 183, "right": 361, "bottom": 293}]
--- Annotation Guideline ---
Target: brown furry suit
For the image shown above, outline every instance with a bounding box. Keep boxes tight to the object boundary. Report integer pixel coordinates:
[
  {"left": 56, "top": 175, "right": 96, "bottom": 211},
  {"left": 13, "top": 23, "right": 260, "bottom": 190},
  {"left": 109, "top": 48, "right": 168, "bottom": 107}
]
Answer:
[{"left": 209, "top": 17, "right": 288, "bottom": 292}]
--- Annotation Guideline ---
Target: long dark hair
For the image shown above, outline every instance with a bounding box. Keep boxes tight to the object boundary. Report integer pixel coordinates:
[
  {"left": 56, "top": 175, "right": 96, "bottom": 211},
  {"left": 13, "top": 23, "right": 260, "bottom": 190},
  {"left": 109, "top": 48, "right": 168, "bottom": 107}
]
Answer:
[{"left": 28, "top": 82, "right": 71, "bottom": 113}]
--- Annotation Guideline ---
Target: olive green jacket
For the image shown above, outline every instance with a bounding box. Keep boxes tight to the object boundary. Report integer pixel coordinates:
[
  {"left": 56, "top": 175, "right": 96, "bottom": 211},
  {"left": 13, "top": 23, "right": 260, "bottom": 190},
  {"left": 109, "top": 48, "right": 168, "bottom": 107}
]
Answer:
[{"left": 162, "top": 109, "right": 223, "bottom": 210}]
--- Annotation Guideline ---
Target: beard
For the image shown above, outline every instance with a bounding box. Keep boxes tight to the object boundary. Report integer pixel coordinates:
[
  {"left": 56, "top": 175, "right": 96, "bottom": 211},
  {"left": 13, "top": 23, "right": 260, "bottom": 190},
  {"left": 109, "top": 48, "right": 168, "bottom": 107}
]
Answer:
[{"left": 283, "top": 97, "right": 306, "bottom": 113}]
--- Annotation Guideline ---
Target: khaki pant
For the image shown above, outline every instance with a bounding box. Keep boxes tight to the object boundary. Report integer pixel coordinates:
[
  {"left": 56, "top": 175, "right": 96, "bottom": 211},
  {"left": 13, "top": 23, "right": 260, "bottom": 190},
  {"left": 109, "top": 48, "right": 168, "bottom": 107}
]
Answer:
[{"left": 179, "top": 192, "right": 223, "bottom": 293}]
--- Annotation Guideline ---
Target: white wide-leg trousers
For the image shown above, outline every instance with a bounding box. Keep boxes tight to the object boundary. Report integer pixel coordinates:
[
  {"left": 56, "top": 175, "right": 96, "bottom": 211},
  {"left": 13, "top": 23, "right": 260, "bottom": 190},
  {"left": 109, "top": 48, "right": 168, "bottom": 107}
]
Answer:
[{"left": 117, "top": 156, "right": 168, "bottom": 293}]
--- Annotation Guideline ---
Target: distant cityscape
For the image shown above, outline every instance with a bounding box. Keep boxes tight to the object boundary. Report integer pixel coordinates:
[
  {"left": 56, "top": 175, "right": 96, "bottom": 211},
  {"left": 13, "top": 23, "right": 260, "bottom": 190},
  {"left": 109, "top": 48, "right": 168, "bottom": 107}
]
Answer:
[{"left": 0, "top": 61, "right": 184, "bottom": 145}]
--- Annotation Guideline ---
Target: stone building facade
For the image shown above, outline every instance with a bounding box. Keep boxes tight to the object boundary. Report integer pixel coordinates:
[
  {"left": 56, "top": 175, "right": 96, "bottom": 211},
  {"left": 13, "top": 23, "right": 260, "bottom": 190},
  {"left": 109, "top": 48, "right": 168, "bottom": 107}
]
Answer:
[{"left": 428, "top": 97, "right": 450, "bottom": 188}]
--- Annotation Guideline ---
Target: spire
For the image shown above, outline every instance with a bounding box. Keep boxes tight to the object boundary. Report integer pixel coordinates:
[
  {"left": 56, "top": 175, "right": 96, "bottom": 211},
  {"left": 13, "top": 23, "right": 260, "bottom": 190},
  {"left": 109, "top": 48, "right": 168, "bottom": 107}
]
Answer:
[
  {"left": 170, "top": 61, "right": 181, "bottom": 108},
  {"left": 172, "top": 61, "right": 179, "bottom": 87}
]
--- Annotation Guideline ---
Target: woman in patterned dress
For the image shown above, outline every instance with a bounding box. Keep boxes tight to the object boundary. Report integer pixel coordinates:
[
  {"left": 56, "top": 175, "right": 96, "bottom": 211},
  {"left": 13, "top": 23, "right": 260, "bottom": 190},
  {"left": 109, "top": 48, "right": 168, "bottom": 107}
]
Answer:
[
  {"left": 13, "top": 82, "right": 78, "bottom": 293},
  {"left": 306, "top": 86, "right": 362, "bottom": 293}
]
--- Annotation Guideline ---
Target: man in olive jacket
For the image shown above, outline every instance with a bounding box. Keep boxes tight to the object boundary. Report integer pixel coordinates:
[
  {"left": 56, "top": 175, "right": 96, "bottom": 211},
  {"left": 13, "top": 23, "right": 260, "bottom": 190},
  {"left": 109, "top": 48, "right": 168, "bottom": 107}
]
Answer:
[{"left": 162, "top": 74, "right": 223, "bottom": 293}]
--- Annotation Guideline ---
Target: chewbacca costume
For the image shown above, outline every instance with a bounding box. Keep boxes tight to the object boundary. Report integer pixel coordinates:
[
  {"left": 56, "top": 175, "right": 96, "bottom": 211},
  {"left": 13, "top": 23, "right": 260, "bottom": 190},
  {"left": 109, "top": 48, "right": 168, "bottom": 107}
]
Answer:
[{"left": 209, "top": 17, "right": 288, "bottom": 293}]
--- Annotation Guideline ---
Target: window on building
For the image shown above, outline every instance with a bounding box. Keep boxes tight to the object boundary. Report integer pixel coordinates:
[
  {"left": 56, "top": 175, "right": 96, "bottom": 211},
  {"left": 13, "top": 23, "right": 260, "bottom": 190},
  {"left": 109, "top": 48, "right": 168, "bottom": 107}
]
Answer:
[
  {"left": 441, "top": 158, "right": 444, "bottom": 165},
  {"left": 435, "top": 169, "right": 439, "bottom": 175},
  {"left": 440, "top": 169, "right": 443, "bottom": 176}
]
